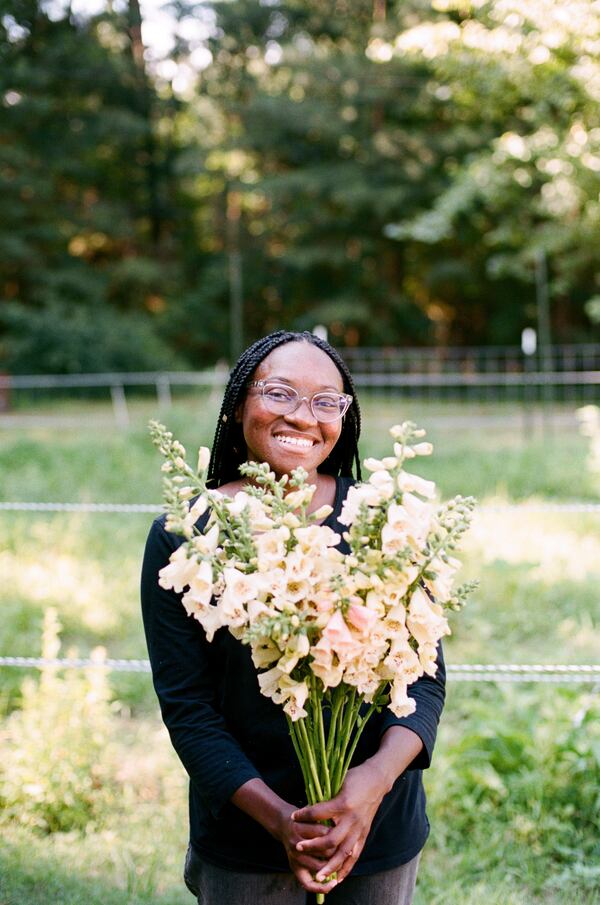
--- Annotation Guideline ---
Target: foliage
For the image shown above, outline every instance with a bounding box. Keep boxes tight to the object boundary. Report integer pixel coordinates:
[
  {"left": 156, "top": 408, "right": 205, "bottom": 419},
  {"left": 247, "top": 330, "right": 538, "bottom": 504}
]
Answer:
[
  {"left": 1, "top": 0, "right": 599, "bottom": 369},
  {"left": 428, "top": 685, "right": 600, "bottom": 889},
  {"left": 0, "top": 608, "right": 118, "bottom": 832}
]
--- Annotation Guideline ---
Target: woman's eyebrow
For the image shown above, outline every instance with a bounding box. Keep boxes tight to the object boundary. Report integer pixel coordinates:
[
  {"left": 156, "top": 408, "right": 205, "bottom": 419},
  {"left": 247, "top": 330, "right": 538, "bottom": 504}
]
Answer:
[{"left": 265, "top": 376, "right": 343, "bottom": 392}]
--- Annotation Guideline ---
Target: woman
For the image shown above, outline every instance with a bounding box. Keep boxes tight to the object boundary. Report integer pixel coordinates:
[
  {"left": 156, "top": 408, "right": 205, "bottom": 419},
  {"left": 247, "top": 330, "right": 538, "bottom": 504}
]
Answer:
[{"left": 141, "top": 330, "right": 445, "bottom": 905}]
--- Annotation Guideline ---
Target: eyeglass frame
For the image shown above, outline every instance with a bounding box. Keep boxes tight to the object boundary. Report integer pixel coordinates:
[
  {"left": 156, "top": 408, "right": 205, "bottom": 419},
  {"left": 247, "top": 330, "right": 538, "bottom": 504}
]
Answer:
[{"left": 246, "top": 379, "right": 353, "bottom": 422}]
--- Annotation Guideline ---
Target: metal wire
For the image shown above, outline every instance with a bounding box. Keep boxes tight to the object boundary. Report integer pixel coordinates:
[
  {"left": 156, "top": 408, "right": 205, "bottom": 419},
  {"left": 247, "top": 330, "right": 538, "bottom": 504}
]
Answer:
[
  {"left": 0, "top": 501, "right": 160, "bottom": 513},
  {"left": 0, "top": 656, "right": 598, "bottom": 682},
  {"left": 1, "top": 501, "right": 600, "bottom": 514}
]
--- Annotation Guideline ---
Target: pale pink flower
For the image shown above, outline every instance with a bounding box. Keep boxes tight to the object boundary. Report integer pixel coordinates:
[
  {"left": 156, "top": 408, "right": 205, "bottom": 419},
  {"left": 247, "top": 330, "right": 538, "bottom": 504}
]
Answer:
[
  {"left": 346, "top": 604, "right": 378, "bottom": 634},
  {"left": 322, "top": 611, "right": 358, "bottom": 659}
]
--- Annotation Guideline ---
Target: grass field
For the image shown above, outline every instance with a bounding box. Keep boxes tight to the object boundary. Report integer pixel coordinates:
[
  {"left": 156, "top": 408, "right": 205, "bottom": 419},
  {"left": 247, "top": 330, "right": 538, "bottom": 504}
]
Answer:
[{"left": 1, "top": 396, "right": 599, "bottom": 904}]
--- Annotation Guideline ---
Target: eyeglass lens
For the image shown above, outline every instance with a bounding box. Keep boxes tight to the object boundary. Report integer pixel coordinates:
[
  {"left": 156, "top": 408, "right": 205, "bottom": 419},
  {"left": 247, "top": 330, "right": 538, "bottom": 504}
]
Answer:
[{"left": 261, "top": 384, "right": 348, "bottom": 421}]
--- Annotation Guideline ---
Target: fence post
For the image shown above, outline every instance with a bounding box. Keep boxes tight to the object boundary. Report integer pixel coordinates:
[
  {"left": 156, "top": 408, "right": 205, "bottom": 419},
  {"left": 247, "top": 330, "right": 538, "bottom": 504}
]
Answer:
[
  {"left": 156, "top": 376, "right": 172, "bottom": 410},
  {"left": 110, "top": 384, "right": 130, "bottom": 428}
]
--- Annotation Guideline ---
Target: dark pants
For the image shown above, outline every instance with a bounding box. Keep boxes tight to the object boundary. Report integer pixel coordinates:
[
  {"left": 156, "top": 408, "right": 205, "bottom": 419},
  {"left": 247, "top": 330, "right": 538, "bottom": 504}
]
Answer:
[{"left": 184, "top": 844, "right": 420, "bottom": 905}]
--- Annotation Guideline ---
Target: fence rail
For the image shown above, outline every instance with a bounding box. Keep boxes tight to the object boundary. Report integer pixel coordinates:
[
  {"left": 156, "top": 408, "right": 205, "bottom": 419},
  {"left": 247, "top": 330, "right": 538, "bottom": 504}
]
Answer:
[
  {"left": 2, "top": 344, "right": 600, "bottom": 425},
  {"left": 0, "top": 656, "right": 598, "bottom": 683},
  {"left": 2, "top": 500, "right": 600, "bottom": 514}
]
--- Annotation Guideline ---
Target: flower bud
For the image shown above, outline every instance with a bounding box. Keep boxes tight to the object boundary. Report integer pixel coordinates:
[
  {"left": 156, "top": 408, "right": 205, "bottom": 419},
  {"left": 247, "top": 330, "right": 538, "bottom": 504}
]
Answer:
[
  {"left": 413, "top": 442, "right": 433, "bottom": 456},
  {"left": 311, "top": 504, "right": 333, "bottom": 520},
  {"left": 197, "top": 446, "right": 211, "bottom": 473}
]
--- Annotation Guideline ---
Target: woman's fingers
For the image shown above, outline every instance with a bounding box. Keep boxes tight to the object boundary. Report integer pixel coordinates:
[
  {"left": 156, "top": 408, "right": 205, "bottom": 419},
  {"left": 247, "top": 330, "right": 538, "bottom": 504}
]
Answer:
[
  {"left": 296, "top": 829, "right": 339, "bottom": 858},
  {"left": 292, "top": 801, "right": 339, "bottom": 824},
  {"left": 294, "top": 866, "right": 339, "bottom": 895},
  {"left": 292, "top": 819, "right": 331, "bottom": 840},
  {"left": 314, "top": 836, "right": 361, "bottom": 884}
]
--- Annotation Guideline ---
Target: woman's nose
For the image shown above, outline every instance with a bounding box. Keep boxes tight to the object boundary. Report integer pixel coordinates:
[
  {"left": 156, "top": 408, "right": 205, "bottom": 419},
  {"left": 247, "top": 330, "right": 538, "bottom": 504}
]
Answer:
[{"left": 284, "top": 397, "right": 317, "bottom": 426}]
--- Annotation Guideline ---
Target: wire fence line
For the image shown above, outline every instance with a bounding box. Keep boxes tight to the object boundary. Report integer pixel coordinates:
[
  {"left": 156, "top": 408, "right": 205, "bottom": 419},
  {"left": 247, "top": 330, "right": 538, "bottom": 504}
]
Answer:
[
  {"left": 2, "top": 500, "right": 600, "bottom": 515},
  {"left": 0, "top": 656, "right": 598, "bottom": 683}
]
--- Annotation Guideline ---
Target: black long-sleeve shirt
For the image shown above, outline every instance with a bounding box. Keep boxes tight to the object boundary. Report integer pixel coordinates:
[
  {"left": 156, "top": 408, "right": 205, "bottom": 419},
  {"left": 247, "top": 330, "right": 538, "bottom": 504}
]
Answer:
[{"left": 141, "top": 475, "right": 446, "bottom": 875}]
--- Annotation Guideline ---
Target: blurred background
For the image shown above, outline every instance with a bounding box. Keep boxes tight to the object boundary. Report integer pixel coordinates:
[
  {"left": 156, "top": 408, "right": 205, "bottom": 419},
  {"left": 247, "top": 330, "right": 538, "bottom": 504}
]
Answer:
[{"left": 1, "top": 1, "right": 599, "bottom": 904}]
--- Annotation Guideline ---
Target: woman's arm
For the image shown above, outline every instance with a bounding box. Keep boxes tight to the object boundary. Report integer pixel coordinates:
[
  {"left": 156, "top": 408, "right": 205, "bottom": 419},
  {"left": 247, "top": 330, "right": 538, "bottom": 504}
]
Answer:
[{"left": 141, "top": 518, "right": 262, "bottom": 815}]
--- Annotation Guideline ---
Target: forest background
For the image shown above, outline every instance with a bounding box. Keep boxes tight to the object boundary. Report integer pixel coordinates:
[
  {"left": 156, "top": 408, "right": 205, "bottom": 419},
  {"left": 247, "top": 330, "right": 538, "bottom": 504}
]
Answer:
[{"left": 2, "top": 0, "right": 600, "bottom": 375}]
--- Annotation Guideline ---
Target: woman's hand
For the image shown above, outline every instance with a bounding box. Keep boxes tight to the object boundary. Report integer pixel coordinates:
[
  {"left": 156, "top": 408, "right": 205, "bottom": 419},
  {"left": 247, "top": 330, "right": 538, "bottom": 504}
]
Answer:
[
  {"left": 289, "top": 762, "right": 388, "bottom": 885},
  {"left": 273, "top": 801, "right": 340, "bottom": 894}
]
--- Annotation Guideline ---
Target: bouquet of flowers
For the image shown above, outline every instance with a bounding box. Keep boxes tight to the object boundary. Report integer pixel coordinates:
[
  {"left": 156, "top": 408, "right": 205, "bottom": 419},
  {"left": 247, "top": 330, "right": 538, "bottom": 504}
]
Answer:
[{"left": 150, "top": 420, "right": 475, "bottom": 900}]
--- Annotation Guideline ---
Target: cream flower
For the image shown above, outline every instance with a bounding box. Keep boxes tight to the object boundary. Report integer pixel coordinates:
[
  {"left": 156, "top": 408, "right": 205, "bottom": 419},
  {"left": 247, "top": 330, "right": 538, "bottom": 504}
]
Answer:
[
  {"left": 368, "top": 469, "right": 395, "bottom": 499},
  {"left": 401, "top": 493, "right": 436, "bottom": 549},
  {"left": 278, "top": 633, "right": 310, "bottom": 674},
  {"left": 190, "top": 600, "right": 226, "bottom": 641},
  {"left": 223, "top": 567, "right": 263, "bottom": 603},
  {"left": 310, "top": 637, "right": 344, "bottom": 689},
  {"left": 251, "top": 638, "right": 281, "bottom": 668},
  {"left": 187, "top": 559, "right": 214, "bottom": 605},
  {"left": 406, "top": 586, "right": 450, "bottom": 645},
  {"left": 338, "top": 483, "right": 381, "bottom": 525},
  {"left": 254, "top": 526, "right": 290, "bottom": 571},
  {"left": 257, "top": 665, "right": 284, "bottom": 699},
  {"left": 294, "top": 525, "right": 340, "bottom": 554},
  {"left": 192, "top": 523, "right": 220, "bottom": 556},
  {"left": 389, "top": 681, "right": 417, "bottom": 718},
  {"left": 285, "top": 486, "right": 315, "bottom": 509},
  {"left": 397, "top": 471, "right": 436, "bottom": 500},
  {"left": 158, "top": 544, "right": 197, "bottom": 593}
]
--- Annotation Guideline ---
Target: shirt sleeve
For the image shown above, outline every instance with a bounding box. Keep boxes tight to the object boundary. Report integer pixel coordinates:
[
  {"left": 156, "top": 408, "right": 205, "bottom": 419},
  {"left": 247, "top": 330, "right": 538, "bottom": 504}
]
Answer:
[
  {"left": 140, "top": 518, "right": 262, "bottom": 817},
  {"left": 377, "top": 641, "right": 446, "bottom": 771}
]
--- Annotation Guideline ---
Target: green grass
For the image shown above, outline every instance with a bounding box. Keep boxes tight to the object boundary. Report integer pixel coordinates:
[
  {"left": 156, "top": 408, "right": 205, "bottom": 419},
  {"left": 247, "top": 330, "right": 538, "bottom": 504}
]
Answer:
[{"left": 1, "top": 397, "right": 599, "bottom": 903}]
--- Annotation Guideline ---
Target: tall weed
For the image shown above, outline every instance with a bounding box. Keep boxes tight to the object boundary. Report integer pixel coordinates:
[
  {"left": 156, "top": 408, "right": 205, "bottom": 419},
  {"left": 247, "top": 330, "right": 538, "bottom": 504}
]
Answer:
[{"left": 0, "top": 609, "right": 118, "bottom": 833}]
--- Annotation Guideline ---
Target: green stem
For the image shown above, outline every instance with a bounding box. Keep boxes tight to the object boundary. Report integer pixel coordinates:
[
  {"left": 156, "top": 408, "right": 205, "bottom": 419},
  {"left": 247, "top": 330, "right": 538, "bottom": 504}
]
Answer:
[
  {"left": 331, "top": 687, "right": 358, "bottom": 795},
  {"left": 325, "top": 690, "right": 343, "bottom": 777},
  {"left": 297, "top": 716, "right": 324, "bottom": 802},
  {"left": 286, "top": 715, "right": 314, "bottom": 803},
  {"left": 314, "top": 684, "right": 332, "bottom": 800},
  {"left": 340, "top": 700, "right": 380, "bottom": 783}
]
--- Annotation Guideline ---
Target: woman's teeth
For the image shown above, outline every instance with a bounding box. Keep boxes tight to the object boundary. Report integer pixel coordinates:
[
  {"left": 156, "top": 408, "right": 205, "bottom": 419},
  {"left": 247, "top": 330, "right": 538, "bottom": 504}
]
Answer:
[{"left": 274, "top": 435, "right": 314, "bottom": 449}]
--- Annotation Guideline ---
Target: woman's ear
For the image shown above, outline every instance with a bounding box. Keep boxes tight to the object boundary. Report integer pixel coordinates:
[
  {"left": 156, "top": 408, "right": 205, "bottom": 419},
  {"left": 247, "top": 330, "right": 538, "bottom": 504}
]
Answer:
[{"left": 234, "top": 400, "right": 244, "bottom": 424}]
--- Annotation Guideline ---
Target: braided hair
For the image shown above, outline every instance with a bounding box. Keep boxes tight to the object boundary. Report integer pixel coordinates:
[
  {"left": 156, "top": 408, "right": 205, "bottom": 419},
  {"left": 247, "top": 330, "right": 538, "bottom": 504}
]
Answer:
[{"left": 207, "top": 330, "right": 362, "bottom": 487}]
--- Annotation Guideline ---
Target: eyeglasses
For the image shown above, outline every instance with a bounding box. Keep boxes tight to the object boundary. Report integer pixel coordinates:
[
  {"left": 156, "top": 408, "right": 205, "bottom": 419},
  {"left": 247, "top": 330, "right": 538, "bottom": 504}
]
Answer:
[{"left": 247, "top": 380, "right": 352, "bottom": 423}]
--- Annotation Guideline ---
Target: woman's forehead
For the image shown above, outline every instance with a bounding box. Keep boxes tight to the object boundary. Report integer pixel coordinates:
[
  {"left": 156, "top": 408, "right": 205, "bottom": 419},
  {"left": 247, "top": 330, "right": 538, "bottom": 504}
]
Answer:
[{"left": 253, "top": 342, "right": 344, "bottom": 388}]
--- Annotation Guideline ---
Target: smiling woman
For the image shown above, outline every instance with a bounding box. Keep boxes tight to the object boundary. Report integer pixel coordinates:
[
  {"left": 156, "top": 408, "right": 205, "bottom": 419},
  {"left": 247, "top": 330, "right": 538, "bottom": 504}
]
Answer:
[{"left": 141, "top": 331, "right": 446, "bottom": 905}]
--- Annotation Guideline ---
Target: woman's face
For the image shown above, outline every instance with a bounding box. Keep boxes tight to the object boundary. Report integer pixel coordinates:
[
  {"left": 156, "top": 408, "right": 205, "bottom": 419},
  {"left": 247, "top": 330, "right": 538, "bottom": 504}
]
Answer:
[{"left": 237, "top": 341, "right": 345, "bottom": 481}]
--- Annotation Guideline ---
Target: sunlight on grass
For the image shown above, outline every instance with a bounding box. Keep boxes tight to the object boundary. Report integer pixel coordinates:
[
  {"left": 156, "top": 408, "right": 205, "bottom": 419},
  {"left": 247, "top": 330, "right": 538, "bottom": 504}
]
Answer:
[{"left": 467, "top": 501, "right": 600, "bottom": 584}]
